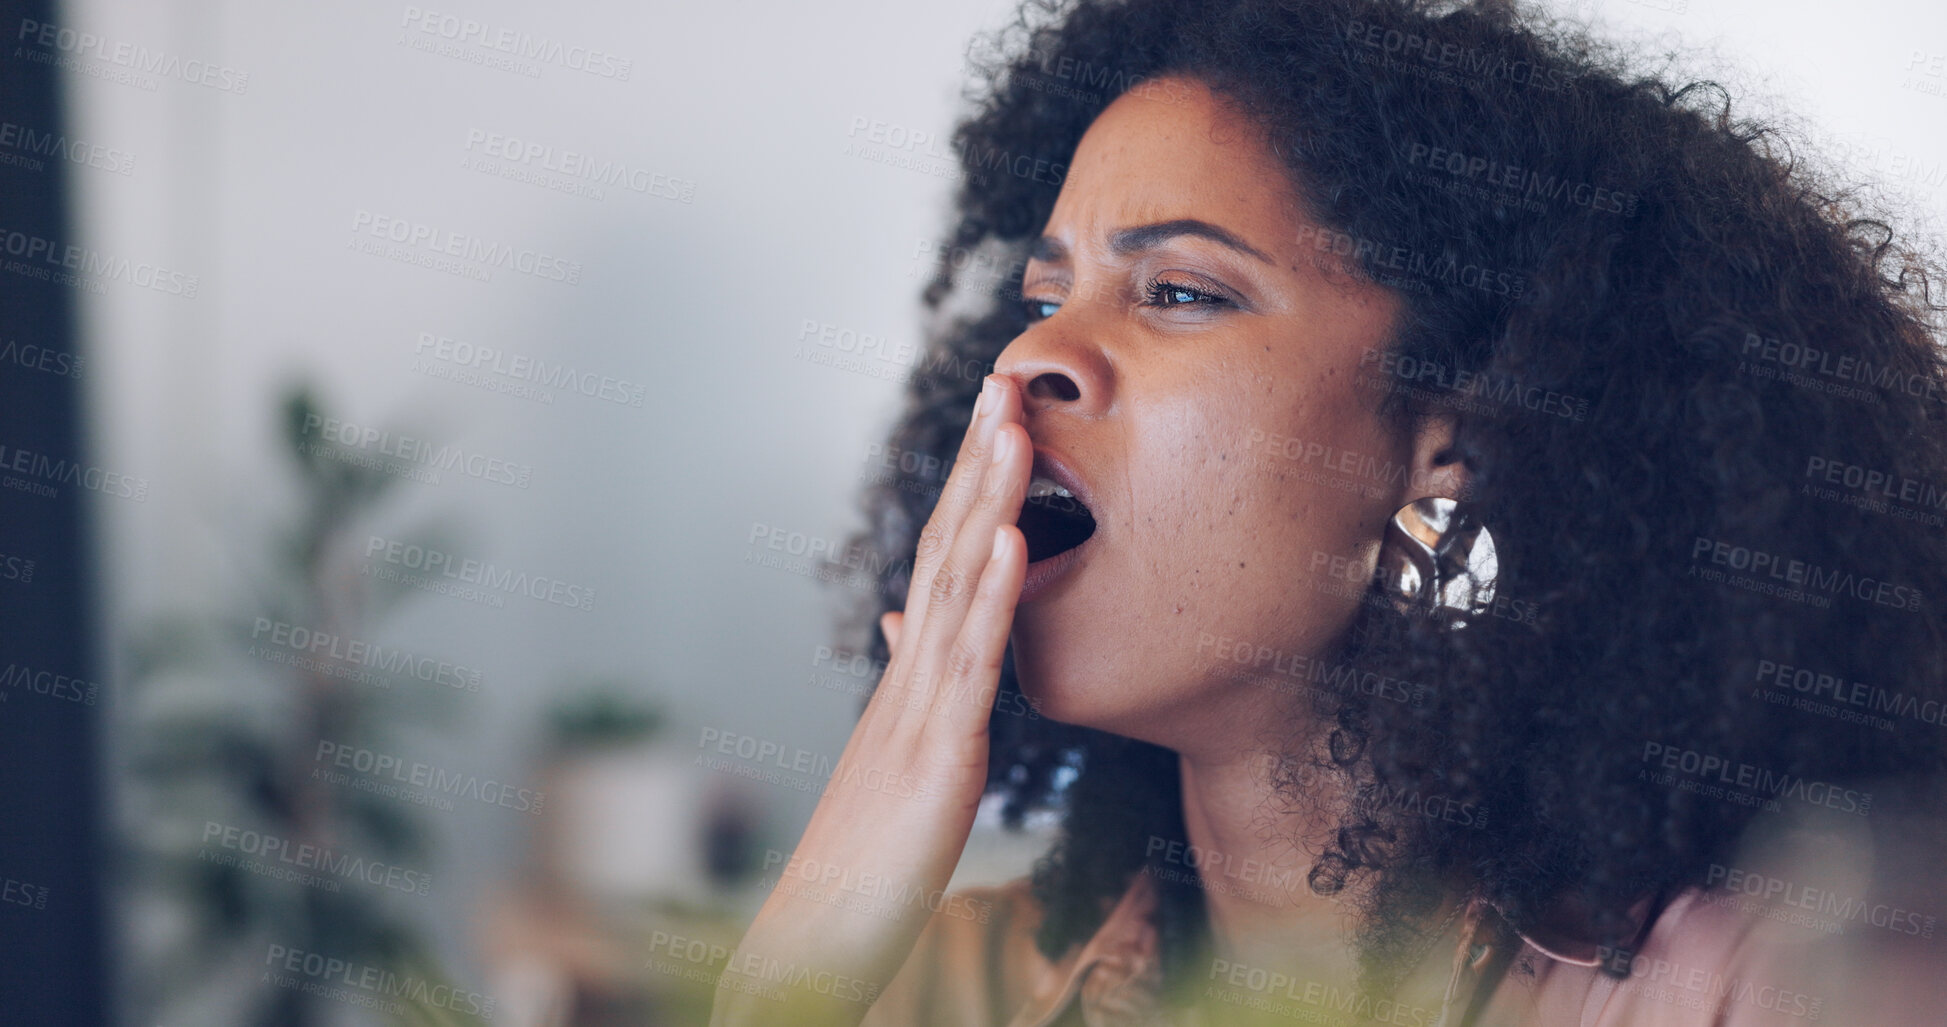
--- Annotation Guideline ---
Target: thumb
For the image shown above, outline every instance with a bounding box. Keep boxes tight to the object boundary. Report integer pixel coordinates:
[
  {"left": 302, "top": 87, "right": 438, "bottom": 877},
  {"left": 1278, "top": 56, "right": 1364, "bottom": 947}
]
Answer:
[{"left": 879, "top": 611, "right": 904, "bottom": 651}]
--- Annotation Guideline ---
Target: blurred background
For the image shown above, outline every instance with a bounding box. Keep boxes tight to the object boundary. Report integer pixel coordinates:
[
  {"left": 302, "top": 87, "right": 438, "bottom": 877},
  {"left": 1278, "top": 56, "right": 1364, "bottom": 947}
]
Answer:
[{"left": 0, "top": 0, "right": 1943, "bottom": 1024}]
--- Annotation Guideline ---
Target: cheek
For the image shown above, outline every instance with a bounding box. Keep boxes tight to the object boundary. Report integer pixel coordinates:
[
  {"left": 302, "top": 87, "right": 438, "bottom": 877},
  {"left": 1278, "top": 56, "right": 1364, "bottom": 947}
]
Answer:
[
  {"left": 1130, "top": 403, "right": 1401, "bottom": 659},
  {"left": 1242, "top": 470, "right": 1384, "bottom": 627},
  {"left": 1133, "top": 412, "right": 1393, "bottom": 582},
  {"left": 1116, "top": 446, "right": 1380, "bottom": 651},
  {"left": 1257, "top": 457, "right": 1392, "bottom": 570}
]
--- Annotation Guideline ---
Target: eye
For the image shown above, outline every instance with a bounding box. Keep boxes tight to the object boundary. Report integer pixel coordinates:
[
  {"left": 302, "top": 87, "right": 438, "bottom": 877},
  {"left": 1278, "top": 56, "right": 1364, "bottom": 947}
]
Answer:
[
  {"left": 1022, "top": 298, "right": 1062, "bottom": 322},
  {"left": 1142, "top": 277, "right": 1228, "bottom": 310}
]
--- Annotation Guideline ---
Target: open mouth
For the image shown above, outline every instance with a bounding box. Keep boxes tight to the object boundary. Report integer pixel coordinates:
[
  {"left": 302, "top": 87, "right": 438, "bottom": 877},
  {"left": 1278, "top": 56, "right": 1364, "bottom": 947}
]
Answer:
[{"left": 1020, "top": 474, "right": 1096, "bottom": 563}]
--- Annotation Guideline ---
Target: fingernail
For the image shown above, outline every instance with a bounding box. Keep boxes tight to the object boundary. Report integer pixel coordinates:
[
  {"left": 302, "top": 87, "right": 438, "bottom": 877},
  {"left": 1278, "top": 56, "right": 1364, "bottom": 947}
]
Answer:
[{"left": 982, "top": 374, "right": 1001, "bottom": 412}]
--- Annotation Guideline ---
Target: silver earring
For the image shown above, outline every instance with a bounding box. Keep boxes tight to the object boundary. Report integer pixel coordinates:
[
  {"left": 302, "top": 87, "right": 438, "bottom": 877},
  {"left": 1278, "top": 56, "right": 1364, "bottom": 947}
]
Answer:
[{"left": 1375, "top": 497, "right": 1499, "bottom": 626}]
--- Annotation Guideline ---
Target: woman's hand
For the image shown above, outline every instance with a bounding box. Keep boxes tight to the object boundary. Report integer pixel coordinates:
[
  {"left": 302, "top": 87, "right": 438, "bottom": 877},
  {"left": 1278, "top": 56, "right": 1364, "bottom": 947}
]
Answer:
[{"left": 710, "top": 373, "right": 1030, "bottom": 1027}]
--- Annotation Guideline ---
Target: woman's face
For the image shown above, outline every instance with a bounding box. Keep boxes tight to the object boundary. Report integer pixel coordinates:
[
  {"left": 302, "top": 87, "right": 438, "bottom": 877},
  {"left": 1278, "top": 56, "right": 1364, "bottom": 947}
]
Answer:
[{"left": 997, "top": 75, "right": 1452, "bottom": 754}]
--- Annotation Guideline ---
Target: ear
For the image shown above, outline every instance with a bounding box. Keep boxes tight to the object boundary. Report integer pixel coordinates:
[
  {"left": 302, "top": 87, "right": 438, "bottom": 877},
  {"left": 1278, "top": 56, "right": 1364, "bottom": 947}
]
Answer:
[{"left": 1405, "top": 412, "right": 1469, "bottom": 504}]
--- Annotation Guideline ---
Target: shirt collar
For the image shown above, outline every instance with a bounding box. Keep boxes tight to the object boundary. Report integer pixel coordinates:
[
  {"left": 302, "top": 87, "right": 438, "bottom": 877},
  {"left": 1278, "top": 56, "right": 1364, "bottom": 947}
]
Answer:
[{"left": 1007, "top": 870, "right": 1652, "bottom": 1027}]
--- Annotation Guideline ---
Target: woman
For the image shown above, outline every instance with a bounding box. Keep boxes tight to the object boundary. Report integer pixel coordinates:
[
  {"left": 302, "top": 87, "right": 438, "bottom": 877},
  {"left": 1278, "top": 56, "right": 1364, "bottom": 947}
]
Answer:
[{"left": 716, "top": 0, "right": 1947, "bottom": 1023}]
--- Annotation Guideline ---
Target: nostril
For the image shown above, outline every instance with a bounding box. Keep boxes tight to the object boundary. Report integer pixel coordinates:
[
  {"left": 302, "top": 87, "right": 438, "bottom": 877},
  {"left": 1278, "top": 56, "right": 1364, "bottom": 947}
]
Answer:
[{"left": 1028, "top": 371, "right": 1080, "bottom": 402}]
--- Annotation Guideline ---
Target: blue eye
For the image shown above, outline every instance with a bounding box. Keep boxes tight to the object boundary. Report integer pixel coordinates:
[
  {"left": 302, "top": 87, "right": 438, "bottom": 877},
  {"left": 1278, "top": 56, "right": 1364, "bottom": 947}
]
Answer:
[
  {"left": 1144, "top": 278, "right": 1225, "bottom": 308},
  {"left": 1023, "top": 299, "right": 1061, "bottom": 322}
]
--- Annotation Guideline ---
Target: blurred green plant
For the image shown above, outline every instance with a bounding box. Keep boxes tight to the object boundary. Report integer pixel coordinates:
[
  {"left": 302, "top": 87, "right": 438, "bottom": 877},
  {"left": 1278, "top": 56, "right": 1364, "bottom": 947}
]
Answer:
[
  {"left": 543, "top": 688, "right": 664, "bottom": 756},
  {"left": 119, "top": 386, "right": 491, "bottom": 1027}
]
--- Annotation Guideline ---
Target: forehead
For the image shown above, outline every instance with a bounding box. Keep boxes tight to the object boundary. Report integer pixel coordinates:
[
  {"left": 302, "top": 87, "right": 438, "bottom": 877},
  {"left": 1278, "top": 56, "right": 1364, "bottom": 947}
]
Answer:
[{"left": 1046, "top": 76, "right": 1305, "bottom": 245}]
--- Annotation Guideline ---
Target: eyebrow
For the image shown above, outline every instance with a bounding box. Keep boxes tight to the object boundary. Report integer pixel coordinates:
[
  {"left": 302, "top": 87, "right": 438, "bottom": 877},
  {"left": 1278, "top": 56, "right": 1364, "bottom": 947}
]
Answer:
[{"left": 1030, "top": 218, "right": 1275, "bottom": 266}]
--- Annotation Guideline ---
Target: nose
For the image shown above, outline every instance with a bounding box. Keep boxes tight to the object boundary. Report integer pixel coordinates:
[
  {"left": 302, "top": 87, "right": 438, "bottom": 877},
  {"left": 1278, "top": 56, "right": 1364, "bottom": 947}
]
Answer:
[{"left": 992, "top": 319, "right": 1112, "bottom": 421}]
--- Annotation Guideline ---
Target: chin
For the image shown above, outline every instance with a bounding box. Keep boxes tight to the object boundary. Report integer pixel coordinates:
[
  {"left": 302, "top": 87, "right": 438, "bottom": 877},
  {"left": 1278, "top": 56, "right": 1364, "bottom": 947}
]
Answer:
[
  {"left": 1007, "top": 623, "right": 1096, "bottom": 725},
  {"left": 1007, "top": 624, "right": 1163, "bottom": 741}
]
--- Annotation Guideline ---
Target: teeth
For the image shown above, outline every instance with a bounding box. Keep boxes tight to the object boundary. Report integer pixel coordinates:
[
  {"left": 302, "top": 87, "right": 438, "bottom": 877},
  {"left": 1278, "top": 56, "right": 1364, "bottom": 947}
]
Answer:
[{"left": 1027, "top": 475, "right": 1074, "bottom": 500}]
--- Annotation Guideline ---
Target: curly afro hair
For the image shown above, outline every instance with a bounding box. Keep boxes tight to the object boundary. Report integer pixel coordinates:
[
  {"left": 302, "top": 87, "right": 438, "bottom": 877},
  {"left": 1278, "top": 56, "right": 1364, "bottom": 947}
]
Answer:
[{"left": 835, "top": 0, "right": 1947, "bottom": 996}]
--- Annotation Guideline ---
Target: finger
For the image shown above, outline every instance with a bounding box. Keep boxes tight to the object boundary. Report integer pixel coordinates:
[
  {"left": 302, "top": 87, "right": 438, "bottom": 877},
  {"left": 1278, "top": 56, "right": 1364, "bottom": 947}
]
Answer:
[
  {"left": 940, "top": 525, "right": 1023, "bottom": 725},
  {"left": 911, "top": 420, "right": 1029, "bottom": 698},
  {"left": 901, "top": 374, "right": 1021, "bottom": 648}
]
